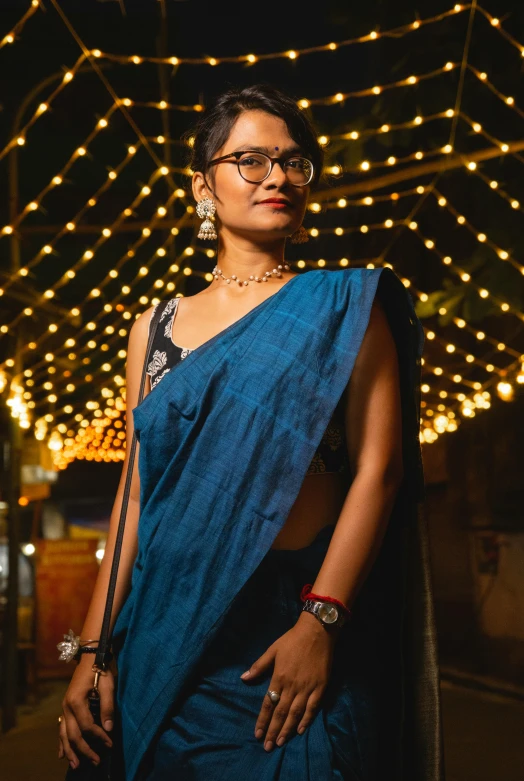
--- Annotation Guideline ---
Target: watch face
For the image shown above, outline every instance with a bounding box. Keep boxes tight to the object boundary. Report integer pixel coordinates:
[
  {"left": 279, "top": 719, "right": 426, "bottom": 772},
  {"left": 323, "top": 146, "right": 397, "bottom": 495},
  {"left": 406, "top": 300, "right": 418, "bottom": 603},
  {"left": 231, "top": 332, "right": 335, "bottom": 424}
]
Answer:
[{"left": 318, "top": 602, "right": 339, "bottom": 624}]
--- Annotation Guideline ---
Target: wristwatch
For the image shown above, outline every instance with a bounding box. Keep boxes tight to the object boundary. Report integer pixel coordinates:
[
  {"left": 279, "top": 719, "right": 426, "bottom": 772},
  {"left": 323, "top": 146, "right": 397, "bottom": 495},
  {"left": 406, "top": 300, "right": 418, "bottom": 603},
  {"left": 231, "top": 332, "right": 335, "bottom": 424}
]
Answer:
[{"left": 301, "top": 598, "right": 348, "bottom": 630}]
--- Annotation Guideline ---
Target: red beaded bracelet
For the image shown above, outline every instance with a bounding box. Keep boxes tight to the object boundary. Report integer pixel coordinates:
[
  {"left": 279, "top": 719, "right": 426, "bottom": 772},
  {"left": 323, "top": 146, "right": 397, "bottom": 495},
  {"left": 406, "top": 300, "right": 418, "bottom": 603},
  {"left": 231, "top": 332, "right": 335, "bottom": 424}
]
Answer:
[{"left": 300, "top": 583, "right": 352, "bottom": 619}]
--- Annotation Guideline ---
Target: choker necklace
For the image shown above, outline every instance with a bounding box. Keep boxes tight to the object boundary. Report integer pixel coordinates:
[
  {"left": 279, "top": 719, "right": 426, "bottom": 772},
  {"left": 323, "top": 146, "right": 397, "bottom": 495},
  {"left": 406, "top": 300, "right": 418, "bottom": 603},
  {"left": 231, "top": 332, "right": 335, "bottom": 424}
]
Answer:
[{"left": 212, "top": 263, "right": 291, "bottom": 287}]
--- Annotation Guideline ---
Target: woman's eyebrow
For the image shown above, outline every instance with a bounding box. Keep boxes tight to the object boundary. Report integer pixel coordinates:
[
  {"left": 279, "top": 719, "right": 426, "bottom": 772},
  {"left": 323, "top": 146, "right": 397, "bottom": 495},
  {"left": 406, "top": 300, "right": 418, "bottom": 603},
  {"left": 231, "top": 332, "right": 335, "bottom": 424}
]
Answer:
[{"left": 231, "top": 144, "right": 304, "bottom": 155}]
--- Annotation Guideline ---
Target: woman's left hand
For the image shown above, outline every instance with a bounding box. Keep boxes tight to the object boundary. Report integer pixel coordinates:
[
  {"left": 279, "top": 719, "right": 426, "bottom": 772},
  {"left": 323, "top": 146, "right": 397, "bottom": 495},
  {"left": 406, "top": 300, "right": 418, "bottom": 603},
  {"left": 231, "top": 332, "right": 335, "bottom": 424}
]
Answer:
[{"left": 239, "top": 612, "right": 339, "bottom": 751}]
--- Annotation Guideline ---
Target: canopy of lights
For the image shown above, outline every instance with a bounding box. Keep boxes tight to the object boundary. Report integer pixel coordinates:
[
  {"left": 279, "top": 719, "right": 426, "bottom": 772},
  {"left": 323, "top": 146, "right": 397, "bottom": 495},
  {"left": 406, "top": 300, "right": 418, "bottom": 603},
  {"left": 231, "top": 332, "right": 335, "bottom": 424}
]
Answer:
[{"left": 1, "top": 1, "right": 523, "bottom": 471}]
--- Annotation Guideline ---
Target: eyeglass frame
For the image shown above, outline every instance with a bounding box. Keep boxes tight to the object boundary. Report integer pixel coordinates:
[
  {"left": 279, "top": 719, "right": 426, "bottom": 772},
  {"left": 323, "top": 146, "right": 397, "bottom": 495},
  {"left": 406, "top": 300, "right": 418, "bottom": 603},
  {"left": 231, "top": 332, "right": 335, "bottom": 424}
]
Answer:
[{"left": 207, "top": 150, "right": 314, "bottom": 186}]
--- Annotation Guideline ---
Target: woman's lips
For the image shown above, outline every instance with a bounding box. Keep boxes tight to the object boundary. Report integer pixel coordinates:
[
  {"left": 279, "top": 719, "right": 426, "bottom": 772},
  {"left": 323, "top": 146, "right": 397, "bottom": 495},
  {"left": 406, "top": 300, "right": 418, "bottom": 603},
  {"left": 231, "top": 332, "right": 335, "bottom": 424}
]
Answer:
[{"left": 257, "top": 201, "right": 291, "bottom": 209}]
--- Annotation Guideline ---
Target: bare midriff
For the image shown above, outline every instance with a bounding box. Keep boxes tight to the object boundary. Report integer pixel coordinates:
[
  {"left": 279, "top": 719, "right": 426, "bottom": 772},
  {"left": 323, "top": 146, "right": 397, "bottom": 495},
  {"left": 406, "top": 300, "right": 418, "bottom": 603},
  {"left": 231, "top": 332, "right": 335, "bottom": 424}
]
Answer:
[{"left": 269, "top": 470, "right": 351, "bottom": 550}]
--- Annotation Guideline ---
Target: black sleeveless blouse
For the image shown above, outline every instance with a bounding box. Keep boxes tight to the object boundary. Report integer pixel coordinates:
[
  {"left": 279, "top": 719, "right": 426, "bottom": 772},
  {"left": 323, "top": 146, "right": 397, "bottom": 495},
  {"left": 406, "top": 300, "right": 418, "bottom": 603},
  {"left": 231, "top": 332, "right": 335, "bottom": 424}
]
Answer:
[{"left": 146, "top": 298, "right": 350, "bottom": 476}]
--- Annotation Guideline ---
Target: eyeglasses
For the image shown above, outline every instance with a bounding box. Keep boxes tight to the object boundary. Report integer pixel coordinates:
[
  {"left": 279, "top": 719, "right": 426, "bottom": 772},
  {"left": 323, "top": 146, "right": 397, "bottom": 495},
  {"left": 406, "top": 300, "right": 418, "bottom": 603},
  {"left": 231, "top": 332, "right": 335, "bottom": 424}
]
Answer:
[{"left": 207, "top": 150, "right": 314, "bottom": 186}]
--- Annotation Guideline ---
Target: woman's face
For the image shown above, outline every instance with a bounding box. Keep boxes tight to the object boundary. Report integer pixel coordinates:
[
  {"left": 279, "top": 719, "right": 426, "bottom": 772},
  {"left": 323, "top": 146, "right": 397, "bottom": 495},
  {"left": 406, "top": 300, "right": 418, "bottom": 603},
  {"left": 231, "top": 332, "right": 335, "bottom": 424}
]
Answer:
[{"left": 192, "top": 109, "right": 311, "bottom": 241}]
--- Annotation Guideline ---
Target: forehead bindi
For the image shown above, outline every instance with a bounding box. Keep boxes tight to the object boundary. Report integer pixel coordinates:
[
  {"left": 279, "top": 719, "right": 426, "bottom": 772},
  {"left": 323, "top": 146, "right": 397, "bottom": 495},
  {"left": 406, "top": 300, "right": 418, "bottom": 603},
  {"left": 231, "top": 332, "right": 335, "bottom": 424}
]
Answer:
[{"left": 225, "top": 112, "right": 301, "bottom": 156}]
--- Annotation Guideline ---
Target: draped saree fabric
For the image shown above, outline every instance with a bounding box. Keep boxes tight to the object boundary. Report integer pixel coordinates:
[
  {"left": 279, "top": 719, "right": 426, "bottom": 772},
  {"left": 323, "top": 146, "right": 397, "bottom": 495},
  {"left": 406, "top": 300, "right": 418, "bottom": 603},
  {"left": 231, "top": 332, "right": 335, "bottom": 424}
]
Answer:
[{"left": 112, "top": 267, "right": 445, "bottom": 781}]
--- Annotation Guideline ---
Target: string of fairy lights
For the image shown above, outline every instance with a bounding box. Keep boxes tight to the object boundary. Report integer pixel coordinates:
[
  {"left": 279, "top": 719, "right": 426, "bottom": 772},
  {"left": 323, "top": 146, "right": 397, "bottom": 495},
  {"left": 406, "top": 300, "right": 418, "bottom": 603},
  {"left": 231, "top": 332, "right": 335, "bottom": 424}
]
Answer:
[
  {"left": 0, "top": 0, "right": 41, "bottom": 50},
  {"left": 3, "top": 53, "right": 523, "bottom": 237},
  {"left": 86, "top": 4, "right": 472, "bottom": 66},
  {"left": 2, "top": 0, "right": 524, "bottom": 471}
]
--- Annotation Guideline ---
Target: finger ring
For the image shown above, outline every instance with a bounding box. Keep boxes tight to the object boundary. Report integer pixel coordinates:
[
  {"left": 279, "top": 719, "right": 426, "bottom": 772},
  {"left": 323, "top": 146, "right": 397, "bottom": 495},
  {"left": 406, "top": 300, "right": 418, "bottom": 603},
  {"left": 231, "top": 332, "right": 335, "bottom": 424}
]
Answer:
[{"left": 267, "top": 689, "right": 281, "bottom": 704}]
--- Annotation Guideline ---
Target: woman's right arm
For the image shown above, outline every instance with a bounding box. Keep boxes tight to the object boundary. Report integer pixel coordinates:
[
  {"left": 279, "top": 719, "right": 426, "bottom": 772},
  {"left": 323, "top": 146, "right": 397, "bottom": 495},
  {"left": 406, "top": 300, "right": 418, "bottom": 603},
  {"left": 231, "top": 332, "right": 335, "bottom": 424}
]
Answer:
[{"left": 58, "top": 305, "right": 155, "bottom": 770}]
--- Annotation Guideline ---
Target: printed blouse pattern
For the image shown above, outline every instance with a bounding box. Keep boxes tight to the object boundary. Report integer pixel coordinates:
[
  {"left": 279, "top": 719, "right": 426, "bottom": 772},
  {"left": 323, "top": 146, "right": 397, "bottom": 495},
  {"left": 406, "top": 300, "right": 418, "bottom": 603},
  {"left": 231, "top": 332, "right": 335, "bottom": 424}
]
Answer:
[{"left": 146, "top": 297, "right": 349, "bottom": 475}]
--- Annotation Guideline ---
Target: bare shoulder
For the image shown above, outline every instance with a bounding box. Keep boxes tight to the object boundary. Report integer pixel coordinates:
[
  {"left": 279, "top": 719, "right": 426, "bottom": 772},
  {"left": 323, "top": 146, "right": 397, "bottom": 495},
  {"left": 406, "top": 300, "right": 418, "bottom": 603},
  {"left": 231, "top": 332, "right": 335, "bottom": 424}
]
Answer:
[
  {"left": 127, "top": 305, "right": 157, "bottom": 371},
  {"left": 129, "top": 304, "right": 156, "bottom": 341},
  {"left": 126, "top": 305, "right": 157, "bottom": 406}
]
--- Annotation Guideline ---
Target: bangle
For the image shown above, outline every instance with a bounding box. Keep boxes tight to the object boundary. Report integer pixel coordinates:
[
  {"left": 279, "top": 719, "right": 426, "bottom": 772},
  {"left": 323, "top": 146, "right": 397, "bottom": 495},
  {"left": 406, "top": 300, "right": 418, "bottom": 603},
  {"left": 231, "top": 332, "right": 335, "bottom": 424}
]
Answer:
[
  {"left": 57, "top": 630, "right": 109, "bottom": 664},
  {"left": 73, "top": 647, "right": 113, "bottom": 663},
  {"left": 300, "top": 583, "right": 352, "bottom": 620}
]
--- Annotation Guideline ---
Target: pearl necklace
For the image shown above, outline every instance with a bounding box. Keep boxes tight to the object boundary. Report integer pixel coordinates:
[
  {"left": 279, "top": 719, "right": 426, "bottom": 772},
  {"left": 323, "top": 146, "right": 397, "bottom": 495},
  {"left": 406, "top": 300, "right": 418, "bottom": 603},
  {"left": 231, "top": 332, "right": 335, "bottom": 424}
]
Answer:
[{"left": 212, "top": 262, "right": 291, "bottom": 287}]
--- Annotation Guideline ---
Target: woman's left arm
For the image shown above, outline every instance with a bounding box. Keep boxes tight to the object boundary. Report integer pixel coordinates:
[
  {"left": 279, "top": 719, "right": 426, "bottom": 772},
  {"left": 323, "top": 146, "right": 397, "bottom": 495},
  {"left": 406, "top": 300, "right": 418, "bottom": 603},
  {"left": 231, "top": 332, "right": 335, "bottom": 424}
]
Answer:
[
  {"left": 300, "top": 297, "right": 404, "bottom": 614},
  {"left": 242, "top": 299, "right": 404, "bottom": 751}
]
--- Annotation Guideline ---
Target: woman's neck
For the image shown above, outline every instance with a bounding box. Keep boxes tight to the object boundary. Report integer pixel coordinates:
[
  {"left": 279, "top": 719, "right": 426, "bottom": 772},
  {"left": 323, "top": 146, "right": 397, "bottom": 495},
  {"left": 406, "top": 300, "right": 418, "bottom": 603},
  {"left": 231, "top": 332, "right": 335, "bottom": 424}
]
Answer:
[{"left": 215, "top": 235, "right": 287, "bottom": 282}]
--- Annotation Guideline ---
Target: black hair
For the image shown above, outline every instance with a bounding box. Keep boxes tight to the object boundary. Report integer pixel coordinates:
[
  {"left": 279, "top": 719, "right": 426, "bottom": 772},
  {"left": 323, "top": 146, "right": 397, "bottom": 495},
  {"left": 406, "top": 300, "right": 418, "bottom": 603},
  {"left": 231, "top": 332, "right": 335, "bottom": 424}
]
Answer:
[{"left": 181, "top": 83, "right": 325, "bottom": 199}]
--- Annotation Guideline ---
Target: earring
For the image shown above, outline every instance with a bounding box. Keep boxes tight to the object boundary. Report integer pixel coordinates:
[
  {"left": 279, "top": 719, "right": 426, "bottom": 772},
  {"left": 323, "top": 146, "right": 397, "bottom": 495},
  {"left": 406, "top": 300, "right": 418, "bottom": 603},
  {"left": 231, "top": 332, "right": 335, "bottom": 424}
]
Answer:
[
  {"left": 196, "top": 197, "right": 217, "bottom": 240},
  {"left": 289, "top": 225, "right": 309, "bottom": 244}
]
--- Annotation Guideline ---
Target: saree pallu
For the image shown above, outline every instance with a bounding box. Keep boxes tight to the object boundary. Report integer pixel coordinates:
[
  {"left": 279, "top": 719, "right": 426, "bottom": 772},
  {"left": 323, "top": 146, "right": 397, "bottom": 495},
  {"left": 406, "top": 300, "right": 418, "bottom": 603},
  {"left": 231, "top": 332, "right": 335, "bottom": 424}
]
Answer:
[{"left": 112, "top": 267, "right": 445, "bottom": 781}]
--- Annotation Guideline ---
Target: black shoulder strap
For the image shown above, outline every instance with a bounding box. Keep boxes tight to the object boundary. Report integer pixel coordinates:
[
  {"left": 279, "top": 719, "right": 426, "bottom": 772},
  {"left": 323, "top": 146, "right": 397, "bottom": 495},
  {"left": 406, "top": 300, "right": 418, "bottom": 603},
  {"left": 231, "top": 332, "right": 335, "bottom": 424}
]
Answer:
[{"left": 94, "top": 300, "right": 171, "bottom": 671}]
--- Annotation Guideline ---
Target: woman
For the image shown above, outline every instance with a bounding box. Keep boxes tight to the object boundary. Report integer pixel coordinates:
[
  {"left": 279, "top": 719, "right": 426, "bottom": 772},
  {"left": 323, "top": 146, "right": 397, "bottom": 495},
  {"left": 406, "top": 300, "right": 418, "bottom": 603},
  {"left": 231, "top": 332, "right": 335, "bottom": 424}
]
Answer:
[{"left": 59, "top": 84, "right": 444, "bottom": 780}]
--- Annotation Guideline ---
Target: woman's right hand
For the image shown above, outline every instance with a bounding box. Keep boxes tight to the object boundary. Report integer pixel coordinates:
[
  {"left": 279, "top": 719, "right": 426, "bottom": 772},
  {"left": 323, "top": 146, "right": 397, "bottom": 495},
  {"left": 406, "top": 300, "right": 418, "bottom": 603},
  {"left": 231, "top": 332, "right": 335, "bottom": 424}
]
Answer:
[{"left": 58, "top": 657, "right": 114, "bottom": 769}]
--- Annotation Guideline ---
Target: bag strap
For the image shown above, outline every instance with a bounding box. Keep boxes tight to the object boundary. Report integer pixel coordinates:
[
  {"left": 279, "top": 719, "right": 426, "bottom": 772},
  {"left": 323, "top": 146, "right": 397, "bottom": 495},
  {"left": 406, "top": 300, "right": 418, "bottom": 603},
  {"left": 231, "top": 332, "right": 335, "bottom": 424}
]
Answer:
[{"left": 94, "top": 300, "right": 171, "bottom": 671}]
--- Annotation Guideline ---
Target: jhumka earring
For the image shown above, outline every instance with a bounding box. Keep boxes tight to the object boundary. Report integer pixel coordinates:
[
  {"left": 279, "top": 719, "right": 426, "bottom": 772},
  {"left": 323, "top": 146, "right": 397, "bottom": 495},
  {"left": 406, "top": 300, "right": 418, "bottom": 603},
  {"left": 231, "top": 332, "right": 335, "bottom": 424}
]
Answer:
[
  {"left": 196, "top": 197, "right": 218, "bottom": 240},
  {"left": 289, "top": 225, "right": 309, "bottom": 244}
]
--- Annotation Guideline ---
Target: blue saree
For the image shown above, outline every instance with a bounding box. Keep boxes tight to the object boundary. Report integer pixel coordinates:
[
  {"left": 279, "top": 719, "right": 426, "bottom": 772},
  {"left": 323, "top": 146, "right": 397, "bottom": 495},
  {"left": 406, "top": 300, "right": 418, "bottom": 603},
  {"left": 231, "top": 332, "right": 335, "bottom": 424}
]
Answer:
[{"left": 112, "top": 267, "right": 444, "bottom": 781}]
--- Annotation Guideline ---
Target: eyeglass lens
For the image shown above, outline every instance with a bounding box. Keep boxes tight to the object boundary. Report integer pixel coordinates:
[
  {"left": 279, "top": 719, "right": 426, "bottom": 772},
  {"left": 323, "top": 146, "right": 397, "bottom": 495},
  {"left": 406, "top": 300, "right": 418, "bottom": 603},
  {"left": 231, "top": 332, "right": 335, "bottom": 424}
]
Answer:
[{"left": 237, "top": 153, "right": 312, "bottom": 184}]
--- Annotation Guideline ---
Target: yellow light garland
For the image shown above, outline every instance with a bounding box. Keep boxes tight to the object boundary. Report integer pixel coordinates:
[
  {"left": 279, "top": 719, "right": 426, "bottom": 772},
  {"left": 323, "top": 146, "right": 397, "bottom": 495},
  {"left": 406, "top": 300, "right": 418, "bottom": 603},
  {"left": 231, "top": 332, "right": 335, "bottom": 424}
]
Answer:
[
  {"left": 0, "top": 0, "right": 41, "bottom": 50},
  {"left": 86, "top": 5, "right": 470, "bottom": 67}
]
